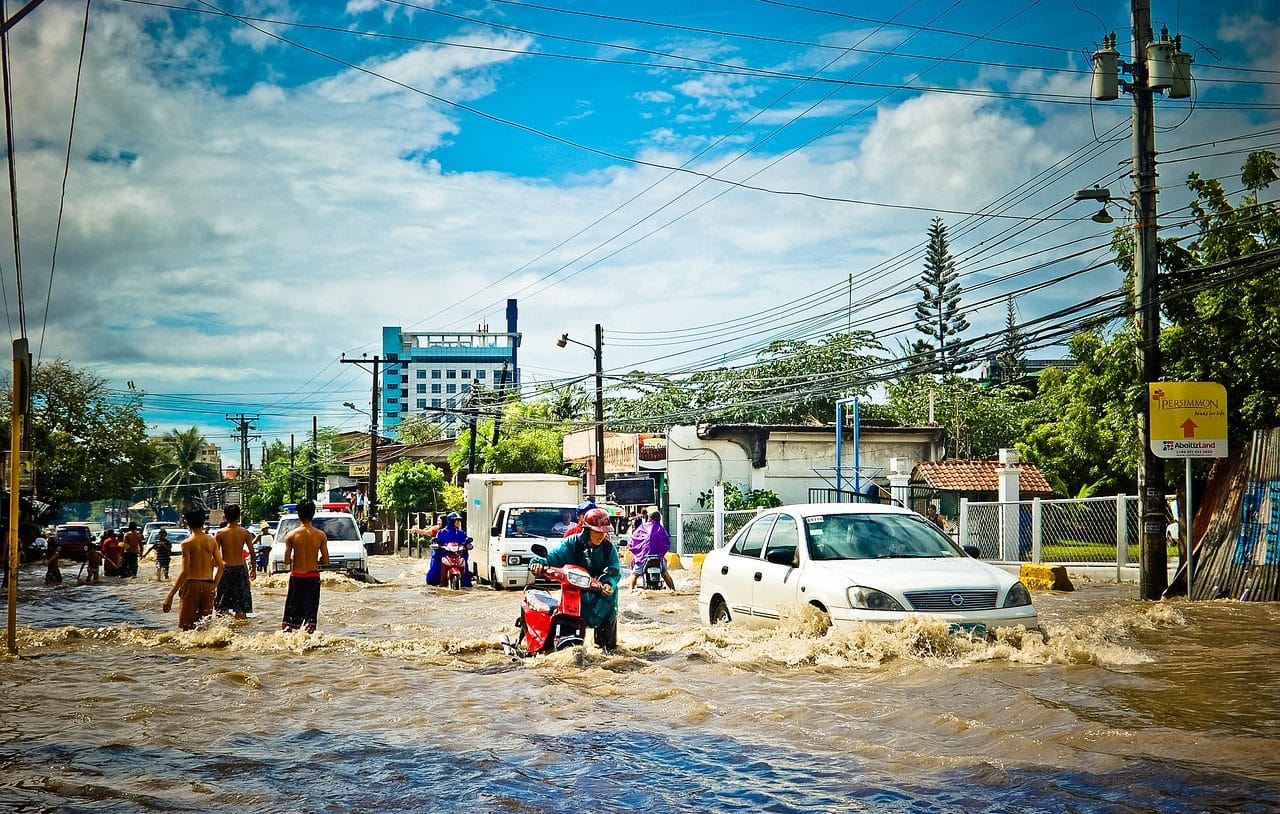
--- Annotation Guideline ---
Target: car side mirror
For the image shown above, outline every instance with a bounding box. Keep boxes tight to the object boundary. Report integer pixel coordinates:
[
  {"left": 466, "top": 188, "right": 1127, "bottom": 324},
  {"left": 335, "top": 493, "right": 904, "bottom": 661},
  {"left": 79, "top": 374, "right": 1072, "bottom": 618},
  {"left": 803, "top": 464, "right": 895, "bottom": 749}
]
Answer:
[
  {"left": 765, "top": 548, "right": 796, "bottom": 566},
  {"left": 530, "top": 543, "right": 548, "bottom": 557},
  {"left": 963, "top": 545, "right": 981, "bottom": 558}
]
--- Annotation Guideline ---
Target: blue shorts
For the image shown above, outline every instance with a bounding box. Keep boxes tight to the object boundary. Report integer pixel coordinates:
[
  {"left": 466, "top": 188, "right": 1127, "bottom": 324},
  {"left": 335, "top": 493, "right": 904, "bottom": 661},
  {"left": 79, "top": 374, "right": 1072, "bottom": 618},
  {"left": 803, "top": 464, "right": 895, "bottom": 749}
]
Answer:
[{"left": 632, "top": 556, "right": 668, "bottom": 575}]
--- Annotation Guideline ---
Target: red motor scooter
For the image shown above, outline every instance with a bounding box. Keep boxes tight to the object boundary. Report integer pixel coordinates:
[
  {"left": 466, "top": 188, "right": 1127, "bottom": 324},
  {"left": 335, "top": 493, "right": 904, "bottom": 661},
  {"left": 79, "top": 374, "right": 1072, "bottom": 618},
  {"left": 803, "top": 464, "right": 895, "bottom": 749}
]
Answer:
[
  {"left": 432, "top": 540, "right": 470, "bottom": 591},
  {"left": 501, "top": 544, "right": 612, "bottom": 656}
]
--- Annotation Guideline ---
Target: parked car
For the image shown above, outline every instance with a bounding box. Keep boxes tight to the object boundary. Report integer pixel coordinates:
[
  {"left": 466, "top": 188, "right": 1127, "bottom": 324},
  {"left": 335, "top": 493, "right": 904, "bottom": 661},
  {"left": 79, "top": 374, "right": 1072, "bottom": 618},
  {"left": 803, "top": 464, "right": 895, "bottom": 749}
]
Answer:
[
  {"left": 697, "top": 503, "right": 1038, "bottom": 635},
  {"left": 267, "top": 504, "right": 369, "bottom": 576},
  {"left": 145, "top": 527, "right": 191, "bottom": 549},
  {"left": 53, "top": 524, "right": 94, "bottom": 561},
  {"left": 143, "top": 521, "right": 178, "bottom": 537}
]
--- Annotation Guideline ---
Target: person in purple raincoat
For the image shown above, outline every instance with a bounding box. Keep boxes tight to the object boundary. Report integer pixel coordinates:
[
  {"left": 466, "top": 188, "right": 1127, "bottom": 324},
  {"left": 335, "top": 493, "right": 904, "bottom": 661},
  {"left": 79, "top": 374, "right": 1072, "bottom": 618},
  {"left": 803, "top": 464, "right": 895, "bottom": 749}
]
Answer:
[{"left": 627, "top": 506, "right": 675, "bottom": 590}]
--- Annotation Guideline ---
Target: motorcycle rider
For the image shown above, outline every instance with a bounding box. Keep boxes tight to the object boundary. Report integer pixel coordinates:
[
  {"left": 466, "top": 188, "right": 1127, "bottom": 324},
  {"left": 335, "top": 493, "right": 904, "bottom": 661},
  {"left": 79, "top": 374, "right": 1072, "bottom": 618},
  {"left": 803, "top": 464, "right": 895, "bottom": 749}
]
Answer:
[
  {"left": 529, "top": 507, "right": 620, "bottom": 651},
  {"left": 427, "top": 512, "right": 472, "bottom": 587},
  {"left": 627, "top": 506, "right": 676, "bottom": 590},
  {"left": 559, "top": 501, "right": 597, "bottom": 538}
]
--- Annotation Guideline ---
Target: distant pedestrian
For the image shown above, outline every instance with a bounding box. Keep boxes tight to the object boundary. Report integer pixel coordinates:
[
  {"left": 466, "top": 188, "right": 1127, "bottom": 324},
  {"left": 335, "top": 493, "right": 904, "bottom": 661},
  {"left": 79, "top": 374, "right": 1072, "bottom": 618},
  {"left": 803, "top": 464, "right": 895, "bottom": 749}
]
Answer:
[
  {"left": 80, "top": 543, "right": 103, "bottom": 584},
  {"left": 44, "top": 545, "right": 62, "bottom": 585},
  {"left": 144, "top": 529, "right": 173, "bottom": 581},
  {"left": 214, "top": 505, "right": 256, "bottom": 619},
  {"left": 925, "top": 505, "right": 946, "bottom": 532},
  {"left": 101, "top": 531, "right": 122, "bottom": 577},
  {"left": 280, "top": 499, "right": 329, "bottom": 633},
  {"left": 162, "top": 508, "right": 225, "bottom": 630},
  {"left": 121, "top": 523, "right": 144, "bottom": 578}
]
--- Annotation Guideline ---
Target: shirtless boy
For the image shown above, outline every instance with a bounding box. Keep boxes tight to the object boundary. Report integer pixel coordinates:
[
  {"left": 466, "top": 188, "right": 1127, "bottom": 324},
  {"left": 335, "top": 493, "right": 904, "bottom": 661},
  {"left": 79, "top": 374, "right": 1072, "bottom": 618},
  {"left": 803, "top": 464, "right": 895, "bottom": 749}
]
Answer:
[
  {"left": 121, "top": 523, "right": 144, "bottom": 578},
  {"left": 214, "top": 505, "right": 256, "bottom": 619},
  {"left": 280, "top": 499, "right": 329, "bottom": 633},
  {"left": 162, "top": 508, "right": 224, "bottom": 630}
]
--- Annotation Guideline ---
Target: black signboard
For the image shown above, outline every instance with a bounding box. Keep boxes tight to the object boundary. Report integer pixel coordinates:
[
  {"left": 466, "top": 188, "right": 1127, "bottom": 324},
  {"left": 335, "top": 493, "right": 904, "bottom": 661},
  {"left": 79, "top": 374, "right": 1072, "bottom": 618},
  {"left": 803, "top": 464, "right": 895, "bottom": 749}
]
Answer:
[{"left": 605, "top": 476, "right": 656, "bottom": 506}]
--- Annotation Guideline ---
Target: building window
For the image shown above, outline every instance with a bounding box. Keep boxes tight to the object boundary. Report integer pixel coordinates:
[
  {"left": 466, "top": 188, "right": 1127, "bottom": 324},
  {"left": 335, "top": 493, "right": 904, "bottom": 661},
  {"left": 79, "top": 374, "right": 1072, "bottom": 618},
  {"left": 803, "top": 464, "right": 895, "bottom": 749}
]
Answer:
[
  {"left": 416, "top": 399, "right": 426, "bottom": 409},
  {"left": 416, "top": 369, "right": 426, "bottom": 379},
  {"left": 462, "top": 383, "right": 471, "bottom": 393},
  {"left": 447, "top": 383, "right": 457, "bottom": 394},
  {"left": 431, "top": 399, "right": 441, "bottom": 408},
  {"left": 431, "top": 384, "right": 441, "bottom": 393},
  {"left": 461, "top": 369, "right": 470, "bottom": 379},
  {"left": 416, "top": 384, "right": 426, "bottom": 394},
  {"left": 431, "top": 369, "right": 441, "bottom": 379},
  {"left": 446, "top": 369, "right": 457, "bottom": 379},
  {"left": 476, "top": 370, "right": 486, "bottom": 379},
  {"left": 447, "top": 398, "right": 456, "bottom": 408}
]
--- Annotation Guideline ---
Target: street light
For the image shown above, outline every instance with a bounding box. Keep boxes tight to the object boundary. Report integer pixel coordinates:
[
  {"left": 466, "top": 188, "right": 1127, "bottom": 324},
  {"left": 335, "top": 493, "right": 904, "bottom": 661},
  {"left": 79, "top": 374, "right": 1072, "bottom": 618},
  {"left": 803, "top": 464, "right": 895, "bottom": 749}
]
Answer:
[{"left": 557, "top": 325, "right": 605, "bottom": 499}]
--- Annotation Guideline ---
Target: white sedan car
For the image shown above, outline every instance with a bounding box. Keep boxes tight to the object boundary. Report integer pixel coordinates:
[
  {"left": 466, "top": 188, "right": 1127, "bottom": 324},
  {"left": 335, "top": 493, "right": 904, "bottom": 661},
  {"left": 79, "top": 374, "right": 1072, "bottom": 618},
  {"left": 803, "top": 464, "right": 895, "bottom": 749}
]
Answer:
[{"left": 698, "top": 503, "right": 1038, "bottom": 634}]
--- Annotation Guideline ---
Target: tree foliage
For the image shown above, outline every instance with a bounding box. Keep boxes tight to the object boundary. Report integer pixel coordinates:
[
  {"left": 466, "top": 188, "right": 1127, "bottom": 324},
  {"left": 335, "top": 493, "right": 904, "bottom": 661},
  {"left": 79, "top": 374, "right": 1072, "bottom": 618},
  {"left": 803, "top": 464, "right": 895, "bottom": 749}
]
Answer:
[
  {"left": 154, "top": 427, "right": 219, "bottom": 512},
  {"left": 0, "top": 360, "right": 155, "bottom": 509},
  {"left": 449, "top": 400, "right": 571, "bottom": 477},
  {"left": 608, "top": 331, "right": 886, "bottom": 430},
  {"left": 995, "top": 295, "right": 1026, "bottom": 384},
  {"left": 913, "top": 217, "right": 970, "bottom": 373},
  {"left": 869, "top": 375, "right": 1035, "bottom": 461},
  {"left": 377, "top": 460, "right": 447, "bottom": 515},
  {"left": 394, "top": 414, "right": 444, "bottom": 444}
]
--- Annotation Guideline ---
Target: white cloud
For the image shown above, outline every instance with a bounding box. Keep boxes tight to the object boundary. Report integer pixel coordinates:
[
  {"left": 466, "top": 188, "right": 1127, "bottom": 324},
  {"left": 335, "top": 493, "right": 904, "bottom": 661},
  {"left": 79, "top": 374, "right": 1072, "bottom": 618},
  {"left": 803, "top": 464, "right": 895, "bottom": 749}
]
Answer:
[{"left": 635, "top": 90, "right": 676, "bottom": 104}]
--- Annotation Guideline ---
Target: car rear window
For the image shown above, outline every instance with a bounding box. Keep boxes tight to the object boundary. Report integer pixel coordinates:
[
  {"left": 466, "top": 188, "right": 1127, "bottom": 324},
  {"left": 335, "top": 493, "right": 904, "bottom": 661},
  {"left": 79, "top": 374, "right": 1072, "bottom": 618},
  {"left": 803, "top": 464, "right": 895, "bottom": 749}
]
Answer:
[
  {"left": 57, "top": 527, "right": 91, "bottom": 541},
  {"left": 276, "top": 516, "right": 360, "bottom": 541}
]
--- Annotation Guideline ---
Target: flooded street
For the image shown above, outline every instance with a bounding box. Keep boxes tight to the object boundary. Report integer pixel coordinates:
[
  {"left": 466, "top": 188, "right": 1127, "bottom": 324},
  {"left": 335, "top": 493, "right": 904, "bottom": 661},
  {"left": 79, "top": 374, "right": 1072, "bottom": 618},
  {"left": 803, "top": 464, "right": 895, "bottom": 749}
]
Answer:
[{"left": 2, "top": 556, "right": 1278, "bottom": 813}]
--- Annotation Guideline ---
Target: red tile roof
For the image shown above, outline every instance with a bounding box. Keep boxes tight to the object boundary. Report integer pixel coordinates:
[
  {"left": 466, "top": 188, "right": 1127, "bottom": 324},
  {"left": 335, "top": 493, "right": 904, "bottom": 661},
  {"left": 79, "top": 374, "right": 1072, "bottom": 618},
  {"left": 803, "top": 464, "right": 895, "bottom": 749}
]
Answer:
[{"left": 911, "top": 460, "right": 1054, "bottom": 495}]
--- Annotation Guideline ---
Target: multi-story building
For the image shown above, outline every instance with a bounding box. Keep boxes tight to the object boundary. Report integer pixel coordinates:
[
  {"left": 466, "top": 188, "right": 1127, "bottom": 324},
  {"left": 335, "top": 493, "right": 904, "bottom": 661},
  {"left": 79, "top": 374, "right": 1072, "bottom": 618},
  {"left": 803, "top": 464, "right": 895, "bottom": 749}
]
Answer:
[{"left": 381, "top": 299, "right": 520, "bottom": 437}]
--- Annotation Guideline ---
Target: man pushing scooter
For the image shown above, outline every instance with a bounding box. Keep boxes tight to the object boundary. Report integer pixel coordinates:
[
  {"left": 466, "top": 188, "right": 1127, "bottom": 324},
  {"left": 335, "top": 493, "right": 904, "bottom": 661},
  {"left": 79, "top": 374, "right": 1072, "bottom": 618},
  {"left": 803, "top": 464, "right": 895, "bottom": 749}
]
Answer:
[{"left": 528, "top": 507, "right": 620, "bottom": 651}]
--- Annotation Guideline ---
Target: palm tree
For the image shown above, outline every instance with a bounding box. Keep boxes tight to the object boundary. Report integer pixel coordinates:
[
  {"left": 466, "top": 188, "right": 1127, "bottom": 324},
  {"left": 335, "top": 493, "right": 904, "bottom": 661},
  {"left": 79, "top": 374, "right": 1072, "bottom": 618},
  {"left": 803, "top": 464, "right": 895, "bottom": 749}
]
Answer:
[{"left": 156, "top": 427, "right": 218, "bottom": 512}]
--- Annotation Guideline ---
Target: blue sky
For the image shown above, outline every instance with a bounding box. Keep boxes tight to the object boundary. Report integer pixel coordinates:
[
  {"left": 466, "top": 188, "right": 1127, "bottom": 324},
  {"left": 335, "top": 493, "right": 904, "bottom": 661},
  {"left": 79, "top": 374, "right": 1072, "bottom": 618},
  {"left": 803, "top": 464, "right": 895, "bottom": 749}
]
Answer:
[{"left": 5, "top": 0, "right": 1279, "bottom": 466}]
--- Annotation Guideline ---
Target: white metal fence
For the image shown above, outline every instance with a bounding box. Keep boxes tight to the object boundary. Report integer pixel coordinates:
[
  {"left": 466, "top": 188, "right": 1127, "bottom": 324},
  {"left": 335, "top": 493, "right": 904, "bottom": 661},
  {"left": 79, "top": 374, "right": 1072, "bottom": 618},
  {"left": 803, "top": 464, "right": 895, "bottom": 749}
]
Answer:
[
  {"left": 958, "top": 495, "right": 1142, "bottom": 565},
  {"left": 675, "top": 507, "right": 758, "bottom": 555}
]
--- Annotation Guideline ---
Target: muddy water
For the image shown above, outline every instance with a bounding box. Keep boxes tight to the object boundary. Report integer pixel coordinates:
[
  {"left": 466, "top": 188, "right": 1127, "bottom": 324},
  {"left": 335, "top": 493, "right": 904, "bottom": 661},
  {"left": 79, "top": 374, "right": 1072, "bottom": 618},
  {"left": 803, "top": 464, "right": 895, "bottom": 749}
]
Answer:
[{"left": 2, "top": 556, "right": 1278, "bottom": 813}]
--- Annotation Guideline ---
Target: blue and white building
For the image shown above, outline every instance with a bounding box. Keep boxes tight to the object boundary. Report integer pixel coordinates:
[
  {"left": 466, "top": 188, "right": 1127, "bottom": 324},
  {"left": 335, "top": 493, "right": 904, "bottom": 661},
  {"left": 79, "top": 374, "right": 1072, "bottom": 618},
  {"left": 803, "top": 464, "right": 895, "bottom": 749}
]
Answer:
[{"left": 381, "top": 299, "right": 520, "bottom": 437}]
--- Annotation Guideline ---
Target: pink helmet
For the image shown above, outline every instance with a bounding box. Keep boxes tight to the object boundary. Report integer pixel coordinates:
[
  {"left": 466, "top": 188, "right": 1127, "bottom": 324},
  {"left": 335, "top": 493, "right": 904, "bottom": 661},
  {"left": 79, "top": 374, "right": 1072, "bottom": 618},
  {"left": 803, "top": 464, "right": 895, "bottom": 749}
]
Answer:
[{"left": 582, "top": 508, "right": 613, "bottom": 535}]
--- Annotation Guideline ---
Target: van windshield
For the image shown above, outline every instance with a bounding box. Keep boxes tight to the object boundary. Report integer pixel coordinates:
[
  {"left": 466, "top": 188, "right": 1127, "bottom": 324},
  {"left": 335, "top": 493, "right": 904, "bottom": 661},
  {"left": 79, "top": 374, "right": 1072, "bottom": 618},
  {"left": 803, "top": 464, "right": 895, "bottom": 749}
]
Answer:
[{"left": 505, "top": 508, "right": 574, "bottom": 538}]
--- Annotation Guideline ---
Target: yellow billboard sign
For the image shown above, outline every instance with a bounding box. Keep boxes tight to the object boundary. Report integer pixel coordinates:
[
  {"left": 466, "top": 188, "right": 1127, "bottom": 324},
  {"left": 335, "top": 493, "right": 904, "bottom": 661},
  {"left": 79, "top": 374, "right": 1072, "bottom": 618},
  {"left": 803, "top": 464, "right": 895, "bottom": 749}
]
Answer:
[{"left": 1148, "top": 382, "right": 1228, "bottom": 459}]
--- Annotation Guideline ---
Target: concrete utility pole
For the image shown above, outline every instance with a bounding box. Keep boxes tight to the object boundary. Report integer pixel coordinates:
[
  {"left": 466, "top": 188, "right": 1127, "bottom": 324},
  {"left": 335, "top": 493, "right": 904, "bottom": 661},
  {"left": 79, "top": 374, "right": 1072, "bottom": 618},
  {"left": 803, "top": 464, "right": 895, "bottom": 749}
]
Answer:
[
  {"left": 556, "top": 326, "right": 606, "bottom": 498},
  {"left": 340, "top": 354, "right": 393, "bottom": 528},
  {"left": 1131, "top": 0, "right": 1168, "bottom": 599},
  {"left": 225, "top": 413, "right": 260, "bottom": 483}
]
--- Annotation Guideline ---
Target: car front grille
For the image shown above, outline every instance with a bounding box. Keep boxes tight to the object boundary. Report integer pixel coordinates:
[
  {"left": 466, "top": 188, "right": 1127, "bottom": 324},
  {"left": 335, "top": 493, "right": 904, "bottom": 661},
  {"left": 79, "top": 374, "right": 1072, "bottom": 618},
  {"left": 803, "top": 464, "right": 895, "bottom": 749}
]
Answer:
[{"left": 903, "top": 590, "right": 998, "bottom": 611}]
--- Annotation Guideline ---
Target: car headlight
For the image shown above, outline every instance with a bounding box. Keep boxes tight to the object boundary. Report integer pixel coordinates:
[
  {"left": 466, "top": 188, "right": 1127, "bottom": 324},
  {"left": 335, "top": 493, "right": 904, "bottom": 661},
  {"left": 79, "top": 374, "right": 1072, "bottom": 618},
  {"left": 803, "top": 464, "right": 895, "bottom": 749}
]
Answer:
[
  {"left": 847, "top": 586, "right": 906, "bottom": 612},
  {"left": 1003, "top": 582, "right": 1033, "bottom": 608}
]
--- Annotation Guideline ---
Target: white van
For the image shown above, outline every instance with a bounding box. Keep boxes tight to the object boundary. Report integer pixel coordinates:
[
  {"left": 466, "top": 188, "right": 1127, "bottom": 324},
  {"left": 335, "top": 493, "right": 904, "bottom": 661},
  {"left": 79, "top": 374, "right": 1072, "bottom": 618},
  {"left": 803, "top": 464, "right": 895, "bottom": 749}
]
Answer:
[{"left": 465, "top": 474, "right": 583, "bottom": 590}]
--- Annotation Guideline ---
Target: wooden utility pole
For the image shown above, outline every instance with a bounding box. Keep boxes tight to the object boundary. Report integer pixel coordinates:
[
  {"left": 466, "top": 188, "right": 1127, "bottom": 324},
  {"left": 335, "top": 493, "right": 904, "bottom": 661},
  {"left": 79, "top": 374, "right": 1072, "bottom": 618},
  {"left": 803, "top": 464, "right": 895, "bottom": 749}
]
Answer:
[{"left": 6, "top": 338, "right": 29, "bottom": 654}]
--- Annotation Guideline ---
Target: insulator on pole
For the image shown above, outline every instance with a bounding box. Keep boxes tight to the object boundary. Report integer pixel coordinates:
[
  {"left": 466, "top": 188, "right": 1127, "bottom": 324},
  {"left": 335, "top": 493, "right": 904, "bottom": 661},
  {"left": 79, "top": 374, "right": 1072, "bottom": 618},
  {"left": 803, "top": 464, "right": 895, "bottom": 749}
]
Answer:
[
  {"left": 1147, "top": 28, "right": 1175, "bottom": 91},
  {"left": 1091, "top": 33, "right": 1119, "bottom": 101},
  {"left": 1169, "top": 35, "right": 1194, "bottom": 99}
]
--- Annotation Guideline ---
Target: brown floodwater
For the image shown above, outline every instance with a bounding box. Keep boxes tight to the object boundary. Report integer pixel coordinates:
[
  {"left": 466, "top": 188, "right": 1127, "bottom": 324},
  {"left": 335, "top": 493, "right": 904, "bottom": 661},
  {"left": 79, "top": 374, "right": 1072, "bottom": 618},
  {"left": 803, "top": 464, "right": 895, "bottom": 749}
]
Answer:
[{"left": 1, "top": 556, "right": 1277, "bottom": 812}]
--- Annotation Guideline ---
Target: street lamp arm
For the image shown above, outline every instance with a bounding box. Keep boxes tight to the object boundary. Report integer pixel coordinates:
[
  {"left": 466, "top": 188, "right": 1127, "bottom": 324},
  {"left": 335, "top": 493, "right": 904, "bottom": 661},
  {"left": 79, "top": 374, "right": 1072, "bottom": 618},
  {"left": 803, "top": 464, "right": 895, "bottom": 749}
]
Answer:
[{"left": 556, "top": 333, "right": 595, "bottom": 354}]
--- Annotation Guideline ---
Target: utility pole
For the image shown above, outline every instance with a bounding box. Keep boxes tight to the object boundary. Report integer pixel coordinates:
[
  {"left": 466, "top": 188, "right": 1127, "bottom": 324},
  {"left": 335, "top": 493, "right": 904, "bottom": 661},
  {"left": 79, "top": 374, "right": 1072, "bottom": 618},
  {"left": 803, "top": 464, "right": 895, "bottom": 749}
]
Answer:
[
  {"left": 1132, "top": 0, "right": 1167, "bottom": 600},
  {"left": 225, "top": 413, "right": 260, "bottom": 484},
  {"left": 593, "top": 323, "right": 605, "bottom": 500},
  {"left": 467, "top": 389, "right": 479, "bottom": 477},
  {"left": 6, "top": 338, "right": 29, "bottom": 655},
  {"left": 311, "top": 416, "right": 318, "bottom": 500},
  {"left": 289, "top": 434, "right": 295, "bottom": 503},
  {"left": 340, "top": 354, "right": 392, "bottom": 528}
]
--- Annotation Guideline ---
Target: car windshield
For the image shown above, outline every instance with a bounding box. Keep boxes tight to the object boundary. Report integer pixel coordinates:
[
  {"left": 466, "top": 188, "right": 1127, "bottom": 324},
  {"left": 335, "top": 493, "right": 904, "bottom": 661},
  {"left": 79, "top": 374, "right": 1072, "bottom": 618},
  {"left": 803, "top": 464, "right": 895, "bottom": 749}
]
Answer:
[
  {"left": 57, "top": 527, "right": 91, "bottom": 541},
  {"left": 277, "top": 516, "right": 361, "bottom": 542},
  {"left": 505, "top": 507, "right": 572, "bottom": 538},
  {"left": 147, "top": 529, "right": 190, "bottom": 546},
  {"left": 804, "top": 513, "right": 963, "bottom": 560}
]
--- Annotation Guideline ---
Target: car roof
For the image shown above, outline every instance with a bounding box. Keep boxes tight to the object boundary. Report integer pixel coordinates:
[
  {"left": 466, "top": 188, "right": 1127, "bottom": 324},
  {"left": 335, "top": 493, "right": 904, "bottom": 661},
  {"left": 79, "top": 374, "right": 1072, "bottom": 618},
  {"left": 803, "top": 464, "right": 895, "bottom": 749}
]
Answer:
[{"left": 764, "top": 502, "right": 915, "bottom": 517}]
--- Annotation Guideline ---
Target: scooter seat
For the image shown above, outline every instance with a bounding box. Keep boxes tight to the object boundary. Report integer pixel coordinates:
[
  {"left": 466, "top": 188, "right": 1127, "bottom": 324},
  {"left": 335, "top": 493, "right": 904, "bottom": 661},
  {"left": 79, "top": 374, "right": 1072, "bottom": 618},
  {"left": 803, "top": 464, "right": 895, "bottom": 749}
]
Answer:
[{"left": 525, "top": 589, "right": 560, "bottom": 614}]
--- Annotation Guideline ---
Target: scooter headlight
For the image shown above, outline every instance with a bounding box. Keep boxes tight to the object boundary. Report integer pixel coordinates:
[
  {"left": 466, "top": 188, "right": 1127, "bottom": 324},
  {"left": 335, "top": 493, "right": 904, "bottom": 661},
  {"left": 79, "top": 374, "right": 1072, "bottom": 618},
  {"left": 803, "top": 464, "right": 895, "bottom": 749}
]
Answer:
[{"left": 566, "top": 571, "right": 593, "bottom": 588}]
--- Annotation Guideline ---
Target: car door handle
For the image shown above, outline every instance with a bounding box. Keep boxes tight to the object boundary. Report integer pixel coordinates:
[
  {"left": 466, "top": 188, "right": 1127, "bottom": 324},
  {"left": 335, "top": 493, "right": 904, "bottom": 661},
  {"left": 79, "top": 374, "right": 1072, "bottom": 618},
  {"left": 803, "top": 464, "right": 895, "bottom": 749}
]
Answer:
[
  {"left": 721, "top": 566, "right": 729, "bottom": 575},
  {"left": 754, "top": 572, "right": 762, "bottom": 582}
]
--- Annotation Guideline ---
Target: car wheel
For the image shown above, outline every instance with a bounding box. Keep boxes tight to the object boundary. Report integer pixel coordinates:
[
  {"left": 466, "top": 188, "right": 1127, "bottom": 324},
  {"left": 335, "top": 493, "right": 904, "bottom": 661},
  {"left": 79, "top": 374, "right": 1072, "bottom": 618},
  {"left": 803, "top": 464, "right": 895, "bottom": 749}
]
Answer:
[
  {"left": 710, "top": 597, "right": 731, "bottom": 625},
  {"left": 803, "top": 603, "right": 833, "bottom": 635}
]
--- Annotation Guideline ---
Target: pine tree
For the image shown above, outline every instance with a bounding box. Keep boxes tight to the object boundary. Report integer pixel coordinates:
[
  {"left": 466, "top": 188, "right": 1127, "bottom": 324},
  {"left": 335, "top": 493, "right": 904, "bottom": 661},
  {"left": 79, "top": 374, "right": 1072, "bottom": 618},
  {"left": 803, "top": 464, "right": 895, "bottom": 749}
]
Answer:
[
  {"left": 995, "top": 295, "right": 1026, "bottom": 384},
  {"left": 913, "top": 217, "right": 970, "bottom": 373}
]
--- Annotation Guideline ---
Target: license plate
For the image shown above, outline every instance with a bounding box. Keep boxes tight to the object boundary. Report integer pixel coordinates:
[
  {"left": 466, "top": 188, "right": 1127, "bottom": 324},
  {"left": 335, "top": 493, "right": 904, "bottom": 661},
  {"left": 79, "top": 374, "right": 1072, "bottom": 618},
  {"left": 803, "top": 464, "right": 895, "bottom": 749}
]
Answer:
[{"left": 948, "top": 622, "right": 989, "bottom": 637}]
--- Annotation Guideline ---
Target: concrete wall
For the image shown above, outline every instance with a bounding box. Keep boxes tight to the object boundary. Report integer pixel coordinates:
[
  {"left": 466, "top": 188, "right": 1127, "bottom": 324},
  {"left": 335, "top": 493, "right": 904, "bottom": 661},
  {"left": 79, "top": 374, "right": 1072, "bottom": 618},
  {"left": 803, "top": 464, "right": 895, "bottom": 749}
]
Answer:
[{"left": 666, "top": 424, "right": 943, "bottom": 512}]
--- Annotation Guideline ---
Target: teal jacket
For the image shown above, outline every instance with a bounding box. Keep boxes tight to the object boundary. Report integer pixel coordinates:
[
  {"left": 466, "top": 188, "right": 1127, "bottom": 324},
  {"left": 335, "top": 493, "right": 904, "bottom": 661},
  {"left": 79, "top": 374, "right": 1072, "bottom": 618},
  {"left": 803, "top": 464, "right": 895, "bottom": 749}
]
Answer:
[{"left": 530, "top": 530, "right": 620, "bottom": 628}]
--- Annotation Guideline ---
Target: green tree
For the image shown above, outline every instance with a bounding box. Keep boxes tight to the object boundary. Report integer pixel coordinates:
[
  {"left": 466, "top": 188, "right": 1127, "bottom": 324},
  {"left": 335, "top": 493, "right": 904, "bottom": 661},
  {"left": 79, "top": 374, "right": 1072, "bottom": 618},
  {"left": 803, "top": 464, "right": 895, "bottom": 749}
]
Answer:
[
  {"left": 394, "top": 414, "right": 444, "bottom": 444},
  {"left": 155, "top": 427, "right": 219, "bottom": 512},
  {"left": 242, "top": 440, "right": 293, "bottom": 522},
  {"left": 914, "top": 217, "right": 970, "bottom": 373},
  {"left": 871, "top": 374, "right": 1034, "bottom": 461},
  {"left": 449, "top": 400, "right": 571, "bottom": 477},
  {"left": 0, "top": 360, "right": 156, "bottom": 509},
  {"left": 377, "top": 460, "right": 447, "bottom": 515},
  {"left": 995, "top": 295, "right": 1026, "bottom": 384}
]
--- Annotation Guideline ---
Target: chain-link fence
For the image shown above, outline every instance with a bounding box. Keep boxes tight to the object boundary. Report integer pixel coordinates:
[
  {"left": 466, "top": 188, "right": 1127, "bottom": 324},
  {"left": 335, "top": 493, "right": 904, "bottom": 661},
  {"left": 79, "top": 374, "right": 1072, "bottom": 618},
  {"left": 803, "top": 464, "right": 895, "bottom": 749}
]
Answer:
[
  {"left": 960, "top": 495, "right": 1142, "bottom": 564},
  {"left": 676, "top": 508, "right": 758, "bottom": 555}
]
